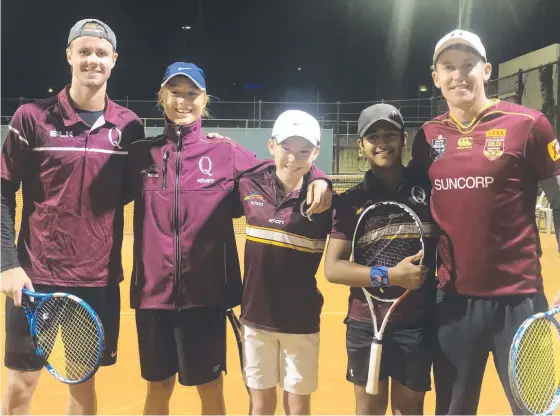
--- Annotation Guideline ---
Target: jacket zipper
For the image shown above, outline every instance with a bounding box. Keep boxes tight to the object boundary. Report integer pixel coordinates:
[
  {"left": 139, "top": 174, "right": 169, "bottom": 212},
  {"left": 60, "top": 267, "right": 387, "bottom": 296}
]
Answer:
[
  {"left": 174, "top": 131, "right": 182, "bottom": 309},
  {"left": 162, "top": 151, "right": 169, "bottom": 189}
]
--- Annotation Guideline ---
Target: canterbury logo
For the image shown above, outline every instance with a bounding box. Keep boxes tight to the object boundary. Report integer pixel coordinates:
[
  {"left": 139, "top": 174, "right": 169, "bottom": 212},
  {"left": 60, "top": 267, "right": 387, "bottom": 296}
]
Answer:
[{"left": 457, "top": 137, "right": 473, "bottom": 149}]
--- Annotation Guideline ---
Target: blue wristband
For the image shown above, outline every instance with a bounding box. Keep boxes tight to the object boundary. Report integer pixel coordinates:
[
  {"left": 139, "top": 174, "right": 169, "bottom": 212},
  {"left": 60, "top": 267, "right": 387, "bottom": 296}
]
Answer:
[{"left": 369, "top": 266, "right": 390, "bottom": 287}]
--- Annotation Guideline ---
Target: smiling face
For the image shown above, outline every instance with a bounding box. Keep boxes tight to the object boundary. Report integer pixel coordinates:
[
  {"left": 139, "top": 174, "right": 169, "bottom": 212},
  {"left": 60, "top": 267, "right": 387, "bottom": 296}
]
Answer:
[
  {"left": 159, "top": 76, "right": 208, "bottom": 125},
  {"left": 432, "top": 45, "right": 492, "bottom": 111},
  {"left": 268, "top": 136, "right": 319, "bottom": 184},
  {"left": 358, "top": 120, "right": 406, "bottom": 169},
  {"left": 66, "top": 35, "right": 117, "bottom": 88}
]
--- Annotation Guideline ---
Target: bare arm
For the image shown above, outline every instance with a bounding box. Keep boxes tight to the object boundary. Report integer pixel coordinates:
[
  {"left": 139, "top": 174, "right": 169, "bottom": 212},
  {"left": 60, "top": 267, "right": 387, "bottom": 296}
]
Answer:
[{"left": 324, "top": 237, "right": 428, "bottom": 290}]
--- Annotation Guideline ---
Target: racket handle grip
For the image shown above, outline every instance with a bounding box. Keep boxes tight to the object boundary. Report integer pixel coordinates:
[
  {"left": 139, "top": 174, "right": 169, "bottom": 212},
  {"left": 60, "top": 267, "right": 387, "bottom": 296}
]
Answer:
[{"left": 365, "top": 340, "right": 383, "bottom": 395}]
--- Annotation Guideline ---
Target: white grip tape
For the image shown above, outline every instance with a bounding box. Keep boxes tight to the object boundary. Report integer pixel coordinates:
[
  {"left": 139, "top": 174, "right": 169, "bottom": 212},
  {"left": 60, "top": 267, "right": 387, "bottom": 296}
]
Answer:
[{"left": 366, "top": 340, "right": 383, "bottom": 395}]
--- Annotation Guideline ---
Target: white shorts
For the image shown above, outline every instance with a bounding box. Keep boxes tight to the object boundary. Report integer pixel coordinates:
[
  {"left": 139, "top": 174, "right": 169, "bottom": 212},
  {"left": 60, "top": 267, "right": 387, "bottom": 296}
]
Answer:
[{"left": 242, "top": 324, "right": 320, "bottom": 395}]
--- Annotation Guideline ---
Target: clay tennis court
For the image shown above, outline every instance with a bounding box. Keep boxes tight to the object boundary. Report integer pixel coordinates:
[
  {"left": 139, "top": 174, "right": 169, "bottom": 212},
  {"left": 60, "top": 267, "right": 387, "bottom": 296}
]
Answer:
[{"left": 1, "top": 227, "right": 559, "bottom": 414}]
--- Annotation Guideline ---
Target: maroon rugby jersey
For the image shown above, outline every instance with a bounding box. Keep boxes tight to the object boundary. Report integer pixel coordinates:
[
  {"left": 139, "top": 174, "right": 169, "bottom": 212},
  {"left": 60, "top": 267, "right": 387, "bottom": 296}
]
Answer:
[
  {"left": 330, "top": 168, "right": 437, "bottom": 324},
  {"left": 237, "top": 161, "right": 332, "bottom": 334},
  {"left": 1, "top": 87, "right": 144, "bottom": 287},
  {"left": 410, "top": 100, "right": 560, "bottom": 296}
]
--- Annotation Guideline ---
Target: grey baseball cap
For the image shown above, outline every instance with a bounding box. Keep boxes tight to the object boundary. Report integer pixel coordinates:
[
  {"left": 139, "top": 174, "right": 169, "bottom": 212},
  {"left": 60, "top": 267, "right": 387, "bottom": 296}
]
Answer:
[
  {"left": 68, "top": 19, "right": 117, "bottom": 50},
  {"left": 357, "top": 103, "right": 404, "bottom": 137}
]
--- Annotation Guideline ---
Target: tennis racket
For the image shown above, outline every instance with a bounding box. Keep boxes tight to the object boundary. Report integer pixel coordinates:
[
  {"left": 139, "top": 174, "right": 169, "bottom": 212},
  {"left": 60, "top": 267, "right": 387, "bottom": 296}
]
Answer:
[
  {"left": 508, "top": 306, "right": 560, "bottom": 415},
  {"left": 21, "top": 288, "right": 105, "bottom": 384},
  {"left": 351, "top": 201, "right": 425, "bottom": 395},
  {"left": 226, "top": 308, "right": 244, "bottom": 371}
]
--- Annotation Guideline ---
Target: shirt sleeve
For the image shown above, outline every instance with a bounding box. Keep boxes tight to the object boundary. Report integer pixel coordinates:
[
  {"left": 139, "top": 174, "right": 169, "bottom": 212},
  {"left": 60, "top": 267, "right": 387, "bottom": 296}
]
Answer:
[
  {"left": 407, "top": 127, "right": 432, "bottom": 172},
  {"left": 330, "top": 193, "right": 356, "bottom": 241},
  {"left": 1, "top": 178, "right": 21, "bottom": 272},
  {"left": 526, "top": 114, "right": 560, "bottom": 181},
  {"left": 1, "top": 106, "right": 34, "bottom": 183},
  {"left": 308, "top": 164, "right": 332, "bottom": 189},
  {"left": 232, "top": 142, "right": 258, "bottom": 181}
]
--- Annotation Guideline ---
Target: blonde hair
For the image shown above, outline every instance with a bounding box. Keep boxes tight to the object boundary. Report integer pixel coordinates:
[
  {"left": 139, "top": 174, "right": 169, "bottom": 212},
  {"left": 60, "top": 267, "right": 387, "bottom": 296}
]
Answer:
[{"left": 157, "top": 85, "right": 210, "bottom": 119}]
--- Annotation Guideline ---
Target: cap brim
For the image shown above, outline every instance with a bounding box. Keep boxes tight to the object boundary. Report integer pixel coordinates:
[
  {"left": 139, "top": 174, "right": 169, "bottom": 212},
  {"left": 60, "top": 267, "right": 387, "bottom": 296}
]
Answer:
[
  {"left": 161, "top": 72, "right": 206, "bottom": 90},
  {"left": 359, "top": 117, "right": 403, "bottom": 137},
  {"left": 274, "top": 134, "right": 319, "bottom": 147}
]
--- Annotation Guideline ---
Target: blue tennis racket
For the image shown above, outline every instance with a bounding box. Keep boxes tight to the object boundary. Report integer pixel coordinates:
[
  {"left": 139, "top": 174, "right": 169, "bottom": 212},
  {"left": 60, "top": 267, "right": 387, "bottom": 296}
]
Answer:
[
  {"left": 509, "top": 306, "right": 560, "bottom": 415},
  {"left": 21, "top": 288, "right": 105, "bottom": 384}
]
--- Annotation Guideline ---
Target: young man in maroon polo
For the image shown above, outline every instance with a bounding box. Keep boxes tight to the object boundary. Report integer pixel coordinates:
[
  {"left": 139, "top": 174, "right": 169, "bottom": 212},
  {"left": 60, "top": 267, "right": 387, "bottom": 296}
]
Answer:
[
  {"left": 1, "top": 19, "right": 144, "bottom": 415},
  {"left": 409, "top": 29, "right": 560, "bottom": 414}
]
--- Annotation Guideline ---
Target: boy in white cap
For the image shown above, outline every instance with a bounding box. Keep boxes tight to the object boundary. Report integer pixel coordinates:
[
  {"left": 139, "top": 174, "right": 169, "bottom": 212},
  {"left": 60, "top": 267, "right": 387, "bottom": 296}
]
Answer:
[
  {"left": 409, "top": 29, "right": 560, "bottom": 414},
  {"left": 235, "top": 110, "right": 331, "bottom": 415}
]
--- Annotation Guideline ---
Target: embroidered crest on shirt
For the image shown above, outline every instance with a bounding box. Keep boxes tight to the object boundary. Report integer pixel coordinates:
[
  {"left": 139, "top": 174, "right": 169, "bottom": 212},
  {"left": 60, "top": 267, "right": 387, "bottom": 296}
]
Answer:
[
  {"left": 430, "top": 134, "right": 447, "bottom": 161},
  {"left": 483, "top": 129, "right": 506, "bottom": 161}
]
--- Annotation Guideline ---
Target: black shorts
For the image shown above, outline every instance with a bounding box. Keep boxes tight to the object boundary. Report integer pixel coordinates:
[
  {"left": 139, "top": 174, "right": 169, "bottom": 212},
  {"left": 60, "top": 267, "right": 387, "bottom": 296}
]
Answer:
[
  {"left": 345, "top": 317, "right": 433, "bottom": 392},
  {"left": 136, "top": 307, "right": 226, "bottom": 386},
  {"left": 433, "top": 290, "right": 549, "bottom": 415},
  {"left": 4, "top": 282, "right": 121, "bottom": 371}
]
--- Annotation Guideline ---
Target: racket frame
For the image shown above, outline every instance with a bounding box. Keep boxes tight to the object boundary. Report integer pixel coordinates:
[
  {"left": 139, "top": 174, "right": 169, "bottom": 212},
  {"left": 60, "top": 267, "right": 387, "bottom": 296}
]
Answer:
[
  {"left": 351, "top": 201, "right": 425, "bottom": 395},
  {"left": 508, "top": 306, "right": 560, "bottom": 415},
  {"left": 21, "top": 288, "right": 105, "bottom": 384}
]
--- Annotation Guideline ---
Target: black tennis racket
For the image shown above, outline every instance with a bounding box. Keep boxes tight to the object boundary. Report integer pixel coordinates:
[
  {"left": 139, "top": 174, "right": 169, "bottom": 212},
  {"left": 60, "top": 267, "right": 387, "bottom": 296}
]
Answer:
[{"left": 351, "top": 201, "right": 425, "bottom": 395}]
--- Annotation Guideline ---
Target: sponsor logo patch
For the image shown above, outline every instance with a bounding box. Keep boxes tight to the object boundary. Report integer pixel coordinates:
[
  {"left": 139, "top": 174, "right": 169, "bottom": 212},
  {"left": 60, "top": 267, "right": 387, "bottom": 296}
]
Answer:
[
  {"left": 430, "top": 134, "right": 447, "bottom": 160},
  {"left": 457, "top": 137, "right": 473, "bottom": 149},
  {"left": 548, "top": 138, "right": 560, "bottom": 162}
]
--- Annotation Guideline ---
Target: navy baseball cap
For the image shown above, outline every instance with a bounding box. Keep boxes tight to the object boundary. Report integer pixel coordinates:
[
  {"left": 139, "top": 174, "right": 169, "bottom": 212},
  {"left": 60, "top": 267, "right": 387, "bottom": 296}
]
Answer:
[{"left": 161, "top": 62, "right": 206, "bottom": 90}]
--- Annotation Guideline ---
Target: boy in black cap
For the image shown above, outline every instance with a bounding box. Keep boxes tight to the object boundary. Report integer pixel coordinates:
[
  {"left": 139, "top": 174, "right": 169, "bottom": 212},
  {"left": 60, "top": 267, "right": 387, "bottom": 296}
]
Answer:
[{"left": 324, "top": 104, "right": 437, "bottom": 415}]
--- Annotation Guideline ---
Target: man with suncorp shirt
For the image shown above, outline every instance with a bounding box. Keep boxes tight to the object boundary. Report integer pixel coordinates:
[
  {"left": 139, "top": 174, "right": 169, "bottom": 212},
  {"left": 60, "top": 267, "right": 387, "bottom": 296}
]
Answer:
[{"left": 408, "top": 29, "right": 560, "bottom": 414}]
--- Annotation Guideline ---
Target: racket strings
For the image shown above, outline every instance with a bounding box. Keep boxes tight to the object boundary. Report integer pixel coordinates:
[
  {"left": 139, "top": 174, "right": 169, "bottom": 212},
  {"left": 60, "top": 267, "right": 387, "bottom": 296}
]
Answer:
[
  {"left": 514, "top": 318, "right": 560, "bottom": 414},
  {"left": 35, "top": 298, "right": 102, "bottom": 381},
  {"left": 356, "top": 215, "right": 422, "bottom": 268}
]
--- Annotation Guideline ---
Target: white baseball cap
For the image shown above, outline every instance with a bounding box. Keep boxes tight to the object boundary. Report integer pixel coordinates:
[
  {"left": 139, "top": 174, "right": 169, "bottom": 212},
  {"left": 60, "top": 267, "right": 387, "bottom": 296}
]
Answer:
[
  {"left": 272, "top": 110, "right": 320, "bottom": 147},
  {"left": 433, "top": 29, "right": 487, "bottom": 65}
]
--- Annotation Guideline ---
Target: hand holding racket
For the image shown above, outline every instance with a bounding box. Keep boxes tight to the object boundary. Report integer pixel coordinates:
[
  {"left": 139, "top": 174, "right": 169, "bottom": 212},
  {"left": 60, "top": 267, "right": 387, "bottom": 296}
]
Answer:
[
  {"left": 1, "top": 267, "right": 34, "bottom": 306},
  {"left": 21, "top": 288, "right": 105, "bottom": 384},
  {"left": 351, "top": 201, "right": 427, "bottom": 395},
  {"left": 509, "top": 306, "right": 560, "bottom": 415}
]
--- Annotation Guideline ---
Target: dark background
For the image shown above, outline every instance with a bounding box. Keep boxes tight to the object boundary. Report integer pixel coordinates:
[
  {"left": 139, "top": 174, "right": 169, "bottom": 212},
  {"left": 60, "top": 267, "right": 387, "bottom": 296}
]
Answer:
[{"left": 2, "top": 0, "right": 559, "bottom": 103}]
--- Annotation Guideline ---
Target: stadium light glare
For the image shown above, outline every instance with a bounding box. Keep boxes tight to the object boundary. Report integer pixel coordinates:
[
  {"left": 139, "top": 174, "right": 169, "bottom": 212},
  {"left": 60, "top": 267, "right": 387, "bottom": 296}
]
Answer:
[
  {"left": 48, "top": 88, "right": 53, "bottom": 93},
  {"left": 181, "top": 25, "right": 191, "bottom": 30},
  {"left": 419, "top": 85, "right": 428, "bottom": 92}
]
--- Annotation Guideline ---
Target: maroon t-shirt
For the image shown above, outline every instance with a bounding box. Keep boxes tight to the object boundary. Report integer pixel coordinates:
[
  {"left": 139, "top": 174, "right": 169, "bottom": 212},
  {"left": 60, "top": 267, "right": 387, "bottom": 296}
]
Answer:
[
  {"left": 1, "top": 87, "right": 144, "bottom": 287},
  {"left": 410, "top": 100, "right": 560, "bottom": 296},
  {"left": 237, "top": 161, "right": 332, "bottom": 334},
  {"left": 330, "top": 168, "right": 437, "bottom": 324}
]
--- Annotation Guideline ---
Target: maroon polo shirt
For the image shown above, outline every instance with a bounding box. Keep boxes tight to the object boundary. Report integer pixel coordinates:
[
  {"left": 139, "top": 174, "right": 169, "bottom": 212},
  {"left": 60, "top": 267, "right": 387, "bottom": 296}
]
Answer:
[
  {"left": 237, "top": 161, "right": 332, "bottom": 334},
  {"left": 330, "top": 168, "right": 437, "bottom": 324},
  {"left": 1, "top": 87, "right": 144, "bottom": 287}
]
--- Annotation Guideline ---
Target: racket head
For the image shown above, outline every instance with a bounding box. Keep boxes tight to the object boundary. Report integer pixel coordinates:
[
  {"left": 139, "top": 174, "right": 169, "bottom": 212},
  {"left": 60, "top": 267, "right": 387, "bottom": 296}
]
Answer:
[
  {"left": 24, "top": 290, "right": 105, "bottom": 384},
  {"left": 352, "top": 201, "right": 425, "bottom": 301},
  {"left": 509, "top": 309, "right": 560, "bottom": 415}
]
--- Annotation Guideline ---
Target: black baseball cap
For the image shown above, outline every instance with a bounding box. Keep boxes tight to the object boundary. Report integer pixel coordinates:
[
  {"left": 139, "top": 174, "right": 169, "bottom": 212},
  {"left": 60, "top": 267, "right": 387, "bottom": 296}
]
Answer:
[{"left": 357, "top": 103, "right": 404, "bottom": 137}]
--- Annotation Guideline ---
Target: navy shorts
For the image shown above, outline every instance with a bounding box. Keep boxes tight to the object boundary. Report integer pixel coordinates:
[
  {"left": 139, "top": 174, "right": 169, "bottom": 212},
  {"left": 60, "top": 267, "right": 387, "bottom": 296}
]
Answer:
[
  {"left": 136, "top": 307, "right": 226, "bottom": 386},
  {"left": 345, "top": 317, "right": 434, "bottom": 392},
  {"left": 433, "top": 289, "right": 549, "bottom": 415}
]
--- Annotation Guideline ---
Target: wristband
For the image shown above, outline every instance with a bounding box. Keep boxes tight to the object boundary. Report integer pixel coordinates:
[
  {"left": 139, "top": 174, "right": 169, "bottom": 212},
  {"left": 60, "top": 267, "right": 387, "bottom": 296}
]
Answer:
[{"left": 369, "top": 266, "right": 390, "bottom": 287}]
